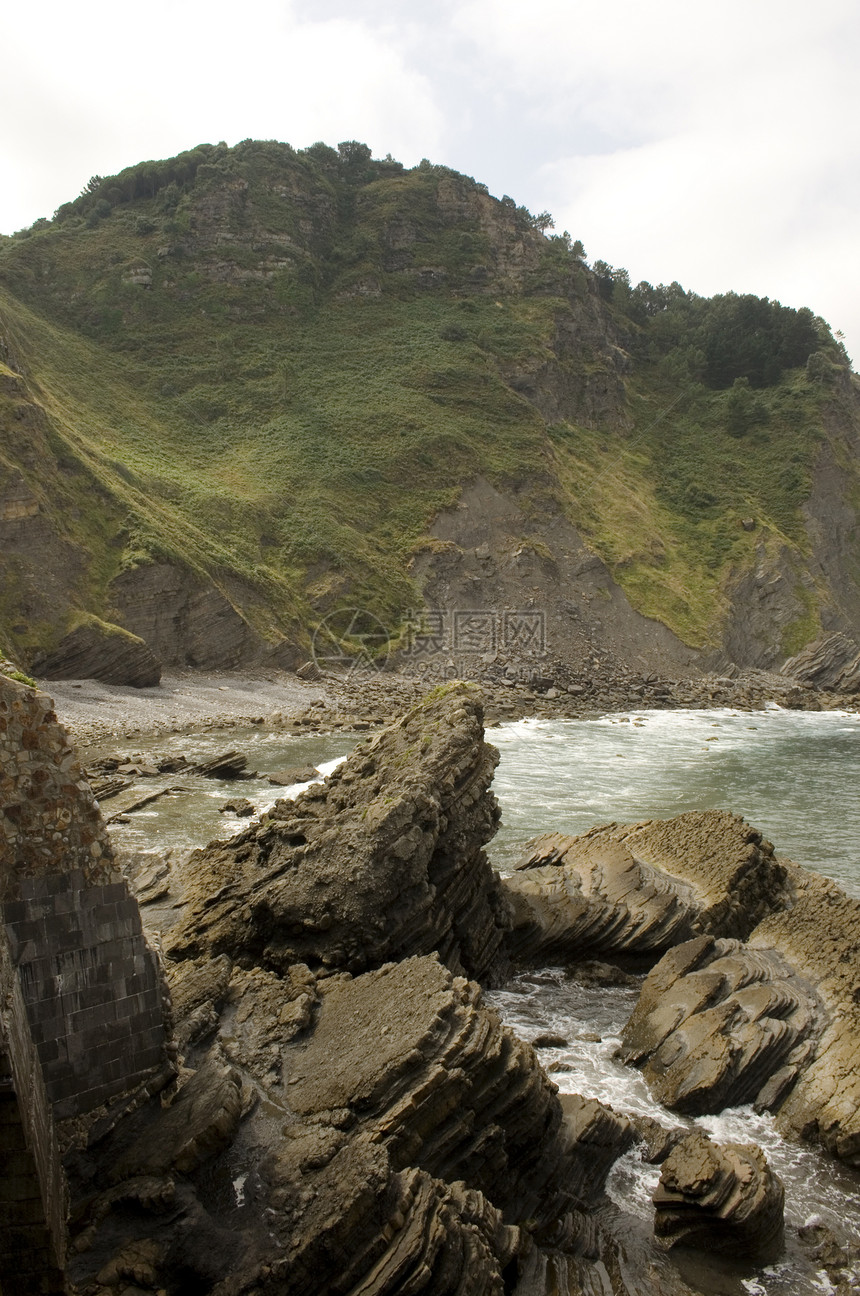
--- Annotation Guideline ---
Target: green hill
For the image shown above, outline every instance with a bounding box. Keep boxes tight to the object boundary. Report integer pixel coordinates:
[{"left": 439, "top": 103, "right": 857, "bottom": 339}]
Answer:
[{"left": 1, "top": 139, "right": 857, "bottom": 678}]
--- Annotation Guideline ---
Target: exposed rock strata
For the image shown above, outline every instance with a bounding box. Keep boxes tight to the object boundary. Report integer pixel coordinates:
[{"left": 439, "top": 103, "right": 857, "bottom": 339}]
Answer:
[
  {"left": 620, "top": 934, "right": 824, "bottom": 1116},
  {"left": 63, "top": 685, "right": 647, "bottom": 1294},
  {"left": 653, "top": 1131, "right": 784, "bottom": 1260},
  {"left": 503, "top": 812, "right": 789, "bottom": 964},
  {"left": 110, "top": 561, "right": 263, "bottom": 670},
  {"left": 39, "top": 618, "right": 161, "bottom": 688},
  {"left": 5, "top": 672, "right": 860, "bottom": 1294},
  {"left": 166, "top": 684, "right": 513, "bottom": 986},
  {"left": 66, "top": 952, "right": 637, "bottom": 1295},
  {"left": 619, "top": 863, "right": 860, "bottom": 1167},
  {"left": 781, "top": 632, "right": 860, "bottom": 692}
]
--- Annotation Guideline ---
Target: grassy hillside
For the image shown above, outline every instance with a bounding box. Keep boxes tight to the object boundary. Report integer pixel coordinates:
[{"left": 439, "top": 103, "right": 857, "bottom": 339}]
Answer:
[{"left": 0, "top": 139, "right": 856, "bottom": 668}]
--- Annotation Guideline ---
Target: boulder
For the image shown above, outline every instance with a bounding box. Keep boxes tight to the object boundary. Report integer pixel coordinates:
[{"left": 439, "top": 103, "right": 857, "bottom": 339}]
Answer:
[
  {"left": 653, "top": 1131, "right": 784, "bottom": 1261},
  {"left": 503, "top": 812, "right": 789, "bottom": 964},
  {"left": 220, "top": 797, "right": 255, "bottom": 817},
  {"left": 619, "top": 861, "right": 860, "bottom": 1167},
  {"left": 39, "top": 617, "right": 161, "bottom": 687},
  {"left": 165, "top": 683, "right": 513, "bottom": 986},
  {"left": 267, "top": 764, "right": 319, "bottom": 786},
  {"left": 619, "top": 934, "right": 824, "bottom": 1115}
]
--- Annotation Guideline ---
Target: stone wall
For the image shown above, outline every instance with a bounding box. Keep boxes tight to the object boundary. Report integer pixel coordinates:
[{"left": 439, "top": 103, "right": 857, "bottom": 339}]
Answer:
[
  {"left": 0, "top": 928, "right": 65, "bottom": 1295},
  {"left": 0, "top": 673, "right": 168, "bottom": 1120}
]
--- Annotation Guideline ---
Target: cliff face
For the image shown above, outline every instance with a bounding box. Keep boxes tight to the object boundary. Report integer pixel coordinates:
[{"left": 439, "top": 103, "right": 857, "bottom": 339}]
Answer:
[{"left": 0, "top": 139, "right": 858, "bottom": 681}]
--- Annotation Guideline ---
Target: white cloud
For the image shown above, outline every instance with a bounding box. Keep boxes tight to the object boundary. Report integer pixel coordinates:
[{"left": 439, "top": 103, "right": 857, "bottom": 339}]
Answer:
[
  {"left": 452, "top": 0, "right": 860, "bottom": 353},
  {"left": 0, "top": 0, "right": 443, "bottom": 230},
  {"left": 2, "top": 0, "right": 859, "bottom": 357}
]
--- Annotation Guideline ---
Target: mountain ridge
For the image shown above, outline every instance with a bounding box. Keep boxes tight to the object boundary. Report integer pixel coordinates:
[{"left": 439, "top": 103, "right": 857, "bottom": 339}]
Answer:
[{"left": 0, "top": 138, "right": 857, "bottom": 681}]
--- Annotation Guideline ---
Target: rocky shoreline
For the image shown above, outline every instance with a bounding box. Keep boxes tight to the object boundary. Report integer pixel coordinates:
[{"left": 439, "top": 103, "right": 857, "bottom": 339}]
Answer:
[
  {"left": 44, "top": 659, "right": 858, "bottom": 751},
  {"left": 2, "top": 671, "right": 859, "bottom": 1294}
]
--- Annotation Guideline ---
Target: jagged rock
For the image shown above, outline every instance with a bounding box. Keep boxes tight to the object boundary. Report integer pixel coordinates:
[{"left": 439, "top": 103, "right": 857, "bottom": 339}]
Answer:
[
  {"left": 220, "top": 962, "right": 319, "bottom": 1081},
  {"left": 130, "top": 857, "right": 172, "bottom": 905},
  {"left": 781, "top": 632, "right": 860, "bottom": 692},
  {"left": 629, "top": 1114, "right": 687, "bottom": 1164},
  {"left": 558, "top": 1094, "right": 636, "bottom": 1209},
  {"left": 110, "top": 1056, "right": 242, "bottom": 1180},
  {"left": 263, "top": 1137, "right": 519, "bottom": 1296},
  {"left": 619, "top": 934, "right": 824, "bottom": 1115},
  {"left": 752, "top": 868, "right": 860, "bottom": 1164},
  {"left": 165, "top": 683, "right": 513, "bottom": 985},
  {"left": 39, "top": 618, "right": 161, "bottom": 687},
  {"left": 72, "top": 951, "right": 633, "bottom": 1296},
  {"left": 619, "top": 862, "right": 860, "bottom": 1167},
  {"left": 653, "top": 1131, "right": 784, "bottom": 1260},
  {"left": 503, "top": 812, "right": 789, "bottom": 963},
  {"left": 191, "top": 750, "right": 248, "bottom": 778},
  {"left": 797, "top": 1220, "right": 858, "bottom": 1290},
  {"left": 168, "top": 955, "right": 233, "bottom": 1023}
]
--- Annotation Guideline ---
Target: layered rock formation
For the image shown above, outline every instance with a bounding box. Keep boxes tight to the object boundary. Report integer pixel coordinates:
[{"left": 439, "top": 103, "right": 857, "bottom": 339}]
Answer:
[
  {"left": 66, "top": 685, "right": 644, "bottom": 1294},
  {"left": 110, "top": 561, "right": 265, "bottom": 671},
  {"left": 497, "top": 802, "right": 860, "bottom": 1173},
  {"left": 619, "top": 866, "right": 860, "bottom": 1166},
  {"left": 619, "top": 934, "right": 824, "bottom": 1116},
  {"left": 5, "top": 670, "right": 859, "bottom": 1292},
  {"left": 38, "top": 617, "right": 161, "bottom": 688},
  {"left": 166, "top": 685, "right": 513, "bottom": 985},
  {"left": 653, "top": 1132, "right": 784, "bottom": 1260},
  {"left": 504, "top": 812, "right": 789, "bottom": 964},
  {"left": 781, "top": 632, "right": 860, "bottom": 692}
]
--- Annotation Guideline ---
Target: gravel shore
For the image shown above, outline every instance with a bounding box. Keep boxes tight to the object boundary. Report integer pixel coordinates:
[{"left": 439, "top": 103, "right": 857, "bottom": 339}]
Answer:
[
  {"left": 43, "top": 663, "right": 856, "bottom": 754},
  {"left": 46, "top": 669, "right": 331, "bottom": 747}
]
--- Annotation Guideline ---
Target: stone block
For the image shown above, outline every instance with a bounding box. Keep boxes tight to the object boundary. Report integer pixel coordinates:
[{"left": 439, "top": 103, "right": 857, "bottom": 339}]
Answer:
[{"left": 0, "top": 1173, "right": 43, "bottom": 1202}]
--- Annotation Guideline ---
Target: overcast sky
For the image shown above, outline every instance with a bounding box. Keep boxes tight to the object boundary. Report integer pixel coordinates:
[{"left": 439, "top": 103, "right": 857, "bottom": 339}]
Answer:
[{"left": 3, "top": 0, "right": 859, "bottom": 361}]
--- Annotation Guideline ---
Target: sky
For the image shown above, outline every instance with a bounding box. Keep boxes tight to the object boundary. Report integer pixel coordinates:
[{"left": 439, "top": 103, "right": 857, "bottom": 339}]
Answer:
[{"left": 3, "top": 0, "right": 859, "bottom": 361}]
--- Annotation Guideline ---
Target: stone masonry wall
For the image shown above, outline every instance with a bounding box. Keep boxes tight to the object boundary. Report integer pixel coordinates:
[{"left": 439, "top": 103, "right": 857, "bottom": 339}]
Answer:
[
  {"left": 0, "top": 673, "right": 168, "bottom": 1120},
  {"left": 0, "top": 927, "right": 65, "bottom": 1295}
]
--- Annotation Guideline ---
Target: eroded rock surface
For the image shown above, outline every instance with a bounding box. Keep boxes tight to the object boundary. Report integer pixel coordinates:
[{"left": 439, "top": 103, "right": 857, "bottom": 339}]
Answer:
[
  {"left": 619, "top": 863, "right": 860, "bottom": 1167},
  {"left": 781, "top": 632, "right": 860, "bottom": 692},
  {"left": 653, "top": 1131, "right": 784, "bottom": 1260},
  {"left": 620, "top": 935, "right": 824, "bottom": 1116},
  {"left": 504, "top": 812, "right": 789, "bottom": 963},
  {"left": 40, "top": 619, "right": 161, "bottom": 688},
  {"left": 66, "top": 951, "right": 636, "bottom": 1295},
  {"left": 166, "top": 684, "right": 513, "bottom": 985}
]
